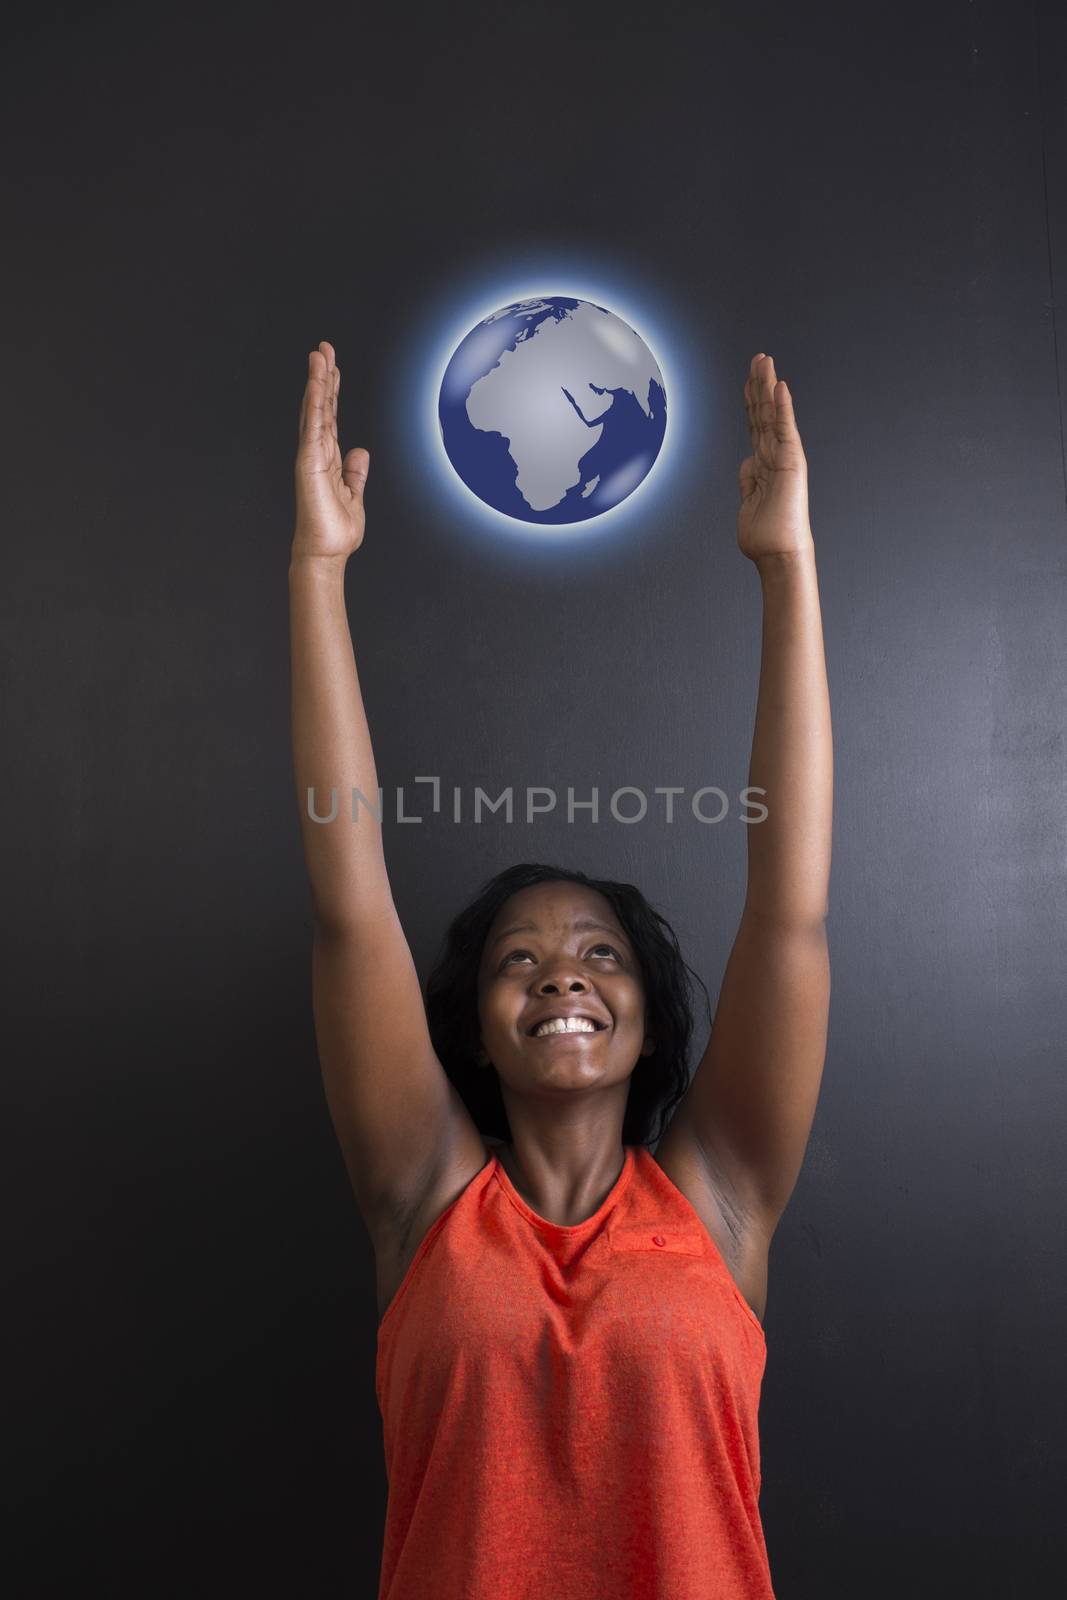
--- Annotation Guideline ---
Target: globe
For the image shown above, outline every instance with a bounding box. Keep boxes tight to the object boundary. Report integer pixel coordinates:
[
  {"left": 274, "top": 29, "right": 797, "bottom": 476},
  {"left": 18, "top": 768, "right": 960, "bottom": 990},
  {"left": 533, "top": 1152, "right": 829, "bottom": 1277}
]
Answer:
[{"left": 438, "top": 297, "right": 667, "bottom": 525}]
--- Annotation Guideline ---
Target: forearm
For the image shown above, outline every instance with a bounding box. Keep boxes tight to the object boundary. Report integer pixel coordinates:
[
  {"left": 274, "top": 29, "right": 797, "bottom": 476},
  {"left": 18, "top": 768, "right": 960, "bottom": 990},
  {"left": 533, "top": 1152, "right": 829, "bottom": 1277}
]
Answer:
[
  {"left": 744, "top": 545, "right": 833, "bottom": 925},
  {"left": 289, "top": 551, "right": 394, "bottom": 932}
]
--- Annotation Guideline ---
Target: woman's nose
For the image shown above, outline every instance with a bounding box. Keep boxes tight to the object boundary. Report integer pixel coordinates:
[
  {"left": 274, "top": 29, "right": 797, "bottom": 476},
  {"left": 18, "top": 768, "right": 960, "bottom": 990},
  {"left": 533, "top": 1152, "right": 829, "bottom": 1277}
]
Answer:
[{"left": 537, "top": 971, "right": 588, "bottom": 993}]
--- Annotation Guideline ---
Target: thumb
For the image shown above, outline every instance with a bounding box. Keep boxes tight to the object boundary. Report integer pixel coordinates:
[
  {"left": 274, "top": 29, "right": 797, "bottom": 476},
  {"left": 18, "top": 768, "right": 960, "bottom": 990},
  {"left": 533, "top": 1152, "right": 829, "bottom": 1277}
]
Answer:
[{"left": 342, "top": 446, "right": 370, "bottom": 497}]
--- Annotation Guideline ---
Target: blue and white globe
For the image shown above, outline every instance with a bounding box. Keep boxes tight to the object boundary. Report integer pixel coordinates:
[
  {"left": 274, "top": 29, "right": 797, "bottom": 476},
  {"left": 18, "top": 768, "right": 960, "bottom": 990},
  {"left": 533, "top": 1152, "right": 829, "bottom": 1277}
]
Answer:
[{"left": 438, "top": 297, "right": 667, "bottom": 525}]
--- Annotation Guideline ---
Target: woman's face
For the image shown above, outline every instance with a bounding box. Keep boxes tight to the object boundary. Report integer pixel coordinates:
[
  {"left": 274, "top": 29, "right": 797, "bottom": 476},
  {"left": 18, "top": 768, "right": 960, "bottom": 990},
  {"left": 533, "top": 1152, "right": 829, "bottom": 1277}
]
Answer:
[{"left": 474, "top": 881, "right": 656, "bottom": 1108}]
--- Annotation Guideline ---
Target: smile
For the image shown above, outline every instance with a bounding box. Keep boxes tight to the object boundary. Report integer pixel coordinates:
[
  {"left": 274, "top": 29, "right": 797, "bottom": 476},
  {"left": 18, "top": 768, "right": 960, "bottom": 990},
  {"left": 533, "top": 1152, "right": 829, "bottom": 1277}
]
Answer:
[{"left": 528, "top": 1017, "right": 609, "bottom": 1039}]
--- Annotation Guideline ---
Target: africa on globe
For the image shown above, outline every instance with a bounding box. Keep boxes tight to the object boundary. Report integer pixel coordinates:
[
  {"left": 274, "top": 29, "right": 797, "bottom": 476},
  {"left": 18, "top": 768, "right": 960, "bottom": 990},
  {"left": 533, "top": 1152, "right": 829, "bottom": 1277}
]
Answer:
[{"left": 438, "top": 297, "right": 667, "bottom": 525}]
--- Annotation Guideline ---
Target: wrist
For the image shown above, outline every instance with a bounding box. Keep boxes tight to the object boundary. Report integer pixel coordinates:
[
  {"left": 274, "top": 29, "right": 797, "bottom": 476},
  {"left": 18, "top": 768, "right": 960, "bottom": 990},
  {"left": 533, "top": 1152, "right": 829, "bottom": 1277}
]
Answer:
[
  {"left": 752, "top": 541, "right": 816, "bottom": 577},
  {"left": 289, "top": 544, "right": 349, "bottom": 578}
]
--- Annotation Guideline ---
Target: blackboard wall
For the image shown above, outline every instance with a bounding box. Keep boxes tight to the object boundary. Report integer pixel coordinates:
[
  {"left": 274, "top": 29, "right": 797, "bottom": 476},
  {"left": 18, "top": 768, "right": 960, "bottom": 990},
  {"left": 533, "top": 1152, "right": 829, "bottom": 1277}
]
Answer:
[{"left": 5, "top": 2, "right": 1066, "bottom": 1594}]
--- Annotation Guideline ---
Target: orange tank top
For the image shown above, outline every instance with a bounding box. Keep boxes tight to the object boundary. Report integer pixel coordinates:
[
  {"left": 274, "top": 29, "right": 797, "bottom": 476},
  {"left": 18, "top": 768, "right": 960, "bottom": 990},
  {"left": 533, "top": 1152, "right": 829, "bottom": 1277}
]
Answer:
[{"left": 375, "top": 1144, "right": 775, "bottom": 1599}]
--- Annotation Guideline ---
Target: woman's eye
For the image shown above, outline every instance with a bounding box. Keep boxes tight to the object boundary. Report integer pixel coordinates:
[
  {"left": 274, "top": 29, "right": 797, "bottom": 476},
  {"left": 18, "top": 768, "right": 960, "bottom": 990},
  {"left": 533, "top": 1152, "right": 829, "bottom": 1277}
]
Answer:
[{"left": 502, "top": 944, "right": 620, "bottom": 966}]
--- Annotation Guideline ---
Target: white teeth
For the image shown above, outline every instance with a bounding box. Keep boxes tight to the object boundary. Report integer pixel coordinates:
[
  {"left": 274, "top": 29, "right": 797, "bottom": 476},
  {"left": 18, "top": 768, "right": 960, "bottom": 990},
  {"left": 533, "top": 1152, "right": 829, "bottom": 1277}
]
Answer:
[{"left": 533, "top": 1017, "right": 600, "bottom": 1038}]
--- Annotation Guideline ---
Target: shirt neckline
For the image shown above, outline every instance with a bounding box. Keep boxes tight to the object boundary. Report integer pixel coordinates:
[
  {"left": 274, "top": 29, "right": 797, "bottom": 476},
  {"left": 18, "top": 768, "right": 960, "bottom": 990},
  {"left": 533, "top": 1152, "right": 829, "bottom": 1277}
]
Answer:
[{"left": 491, "top": 1145, "right": 636, "bottom": 1235}]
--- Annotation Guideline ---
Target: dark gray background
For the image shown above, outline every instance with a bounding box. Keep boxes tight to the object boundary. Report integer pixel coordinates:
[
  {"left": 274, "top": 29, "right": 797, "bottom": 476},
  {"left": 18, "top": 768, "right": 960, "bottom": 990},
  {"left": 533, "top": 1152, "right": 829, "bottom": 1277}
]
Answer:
[{"left": 4, "top": 1, "right": 1065, "bottom": 1594}]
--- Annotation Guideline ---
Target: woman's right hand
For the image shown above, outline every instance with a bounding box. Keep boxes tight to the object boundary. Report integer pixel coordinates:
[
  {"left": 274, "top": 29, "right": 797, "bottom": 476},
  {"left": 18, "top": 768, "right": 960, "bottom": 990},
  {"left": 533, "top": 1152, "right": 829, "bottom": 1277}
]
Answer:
[{"left": 292, "top": 340, "right": 370, "bottom": 561}]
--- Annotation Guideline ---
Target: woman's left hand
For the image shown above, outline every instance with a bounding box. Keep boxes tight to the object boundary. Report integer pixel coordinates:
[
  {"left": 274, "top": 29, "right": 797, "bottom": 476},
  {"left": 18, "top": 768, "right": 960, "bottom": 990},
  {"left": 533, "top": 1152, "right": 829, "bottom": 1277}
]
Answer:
[{"left": 737, "top": 353, "right": 814, "bottom": 562}]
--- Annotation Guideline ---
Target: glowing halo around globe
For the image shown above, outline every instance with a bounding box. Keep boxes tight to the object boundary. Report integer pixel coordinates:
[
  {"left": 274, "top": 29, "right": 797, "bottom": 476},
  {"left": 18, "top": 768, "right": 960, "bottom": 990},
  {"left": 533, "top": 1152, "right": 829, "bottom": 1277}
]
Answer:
[{"left": 437, "top": 297, "right": 667, "bottom": 527}]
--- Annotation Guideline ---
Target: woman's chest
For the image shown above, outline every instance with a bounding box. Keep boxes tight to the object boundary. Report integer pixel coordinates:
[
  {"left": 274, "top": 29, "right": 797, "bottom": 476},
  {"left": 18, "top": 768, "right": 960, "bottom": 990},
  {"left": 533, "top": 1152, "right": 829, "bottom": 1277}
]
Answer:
[
  {"left": 377, "top": 1218, "right": 762, "bottom": 1408},
  {"left": 375, "top": 1175, "right": 768, "bottom": 1333}
]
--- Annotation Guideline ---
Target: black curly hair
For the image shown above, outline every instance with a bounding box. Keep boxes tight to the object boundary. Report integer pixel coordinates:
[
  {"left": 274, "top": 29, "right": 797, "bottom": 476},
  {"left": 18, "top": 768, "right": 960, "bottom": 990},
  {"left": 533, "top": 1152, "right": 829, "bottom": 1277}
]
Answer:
[{"left": 423, "top": 861, "right": 713, "bottom": 1150}]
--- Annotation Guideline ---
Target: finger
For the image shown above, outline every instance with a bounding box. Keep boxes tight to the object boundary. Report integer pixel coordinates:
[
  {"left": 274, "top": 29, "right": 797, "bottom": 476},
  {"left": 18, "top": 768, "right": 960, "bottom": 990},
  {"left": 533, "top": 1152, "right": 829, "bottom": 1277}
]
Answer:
[
  {"left": 746, "top": 353, "right": 765, "bottom": 451},
  {"left": 298, "top": 349, "right": 314, "bottom": 440},
  {"left": 756, "top": 354, "right": 776, "bottom": 456},
  {"left": 300, "top": 350, "right": 328, "bottom": 446},
  {"left": 320, "top": 342, "right": 338, "bottom": 443},
  {"left": 310, "top": 351, "right": 328, "bottom": 443},
  {"left": 773, "top": 376, "right": 799, "bottom": 444},
  {"left": 298, "top": 350, "right": 315, "bottom": 441},
  {"left": 341, "top": 446, "right": 370, "bottom": 498}
]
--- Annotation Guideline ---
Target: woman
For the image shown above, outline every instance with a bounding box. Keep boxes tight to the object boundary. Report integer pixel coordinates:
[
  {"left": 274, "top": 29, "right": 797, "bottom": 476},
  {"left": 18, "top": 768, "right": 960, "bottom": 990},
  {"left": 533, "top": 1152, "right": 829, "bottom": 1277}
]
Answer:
[{"left": 290, "top": 341, "right": 832, "bottom": 1599}]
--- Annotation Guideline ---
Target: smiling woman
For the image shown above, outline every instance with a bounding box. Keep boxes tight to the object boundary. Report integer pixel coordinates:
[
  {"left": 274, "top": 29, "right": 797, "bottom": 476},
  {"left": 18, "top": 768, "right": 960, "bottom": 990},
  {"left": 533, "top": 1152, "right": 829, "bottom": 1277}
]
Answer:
[
  {"left": 290, "top": 342, "right": 831, "bottom": 1600},
  {"left": 371, "top": 865, "right": 777, "bottom": 1598}
]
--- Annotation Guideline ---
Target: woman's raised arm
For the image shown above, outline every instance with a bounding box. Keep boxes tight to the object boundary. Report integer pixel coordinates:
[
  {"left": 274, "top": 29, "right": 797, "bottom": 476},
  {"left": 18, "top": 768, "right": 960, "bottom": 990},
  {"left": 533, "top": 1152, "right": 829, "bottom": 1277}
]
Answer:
[
  {"left": 289, "top": 341, "right": 485, "bottom": 1239},
  {"left": 656, "top": 354, "right": 832, "bottom": 1239},
  {"left": 289, "top": 341, "right": 388, "bottom": 932}
]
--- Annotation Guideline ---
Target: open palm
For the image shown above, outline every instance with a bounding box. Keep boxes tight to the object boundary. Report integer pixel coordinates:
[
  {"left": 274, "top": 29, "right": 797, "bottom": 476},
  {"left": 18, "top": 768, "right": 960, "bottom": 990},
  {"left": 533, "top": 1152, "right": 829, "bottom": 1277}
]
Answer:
[
  {"left": 737, "top": 353, "right": 813, "bottom": 562},
  {"left": 293, "top": 341, "right": 370, "bottom": 560}
]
